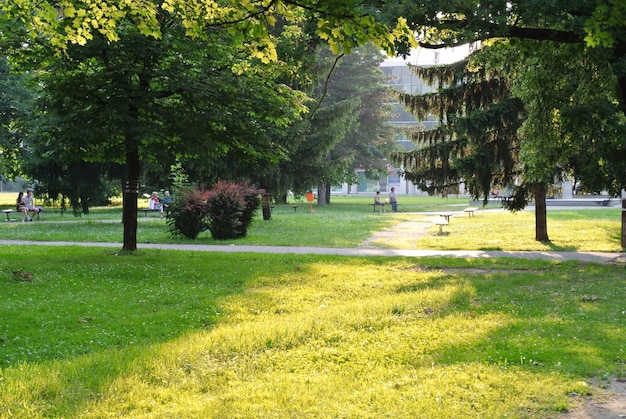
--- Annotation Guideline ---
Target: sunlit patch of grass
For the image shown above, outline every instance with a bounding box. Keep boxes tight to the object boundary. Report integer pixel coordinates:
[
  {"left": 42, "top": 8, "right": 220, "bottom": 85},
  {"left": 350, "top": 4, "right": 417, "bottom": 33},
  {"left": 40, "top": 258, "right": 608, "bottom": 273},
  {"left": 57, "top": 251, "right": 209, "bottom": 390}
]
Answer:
[
  {"left": 1, "top": 250, "right": 623, "bottom": 417},
  {"left": 415, "top": 209, "right": 622, "bottom": 252}
]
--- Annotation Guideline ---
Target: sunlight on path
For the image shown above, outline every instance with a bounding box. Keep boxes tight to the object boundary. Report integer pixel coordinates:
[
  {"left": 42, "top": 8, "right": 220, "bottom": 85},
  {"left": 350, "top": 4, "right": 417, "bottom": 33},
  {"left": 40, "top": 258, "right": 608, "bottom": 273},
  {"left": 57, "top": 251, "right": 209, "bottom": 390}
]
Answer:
[{"left": 359, "top": 217, "right": 432, "bottom": 249}]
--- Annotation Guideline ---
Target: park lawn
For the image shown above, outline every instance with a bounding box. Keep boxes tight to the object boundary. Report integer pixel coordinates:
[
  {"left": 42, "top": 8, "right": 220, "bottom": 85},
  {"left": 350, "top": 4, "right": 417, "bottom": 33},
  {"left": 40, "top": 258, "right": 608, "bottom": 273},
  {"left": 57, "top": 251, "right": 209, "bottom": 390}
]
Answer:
[
  {"left": 0, "top": 246, "right": 624, "bottom": 417},
  {"left": 0, "top": 204, "right": 623, "bottom": 252},
  {"left": 0, "top": 194, "right": 468, "bottom": 248},
  {"left": 414, "top": 208, "right": 624, "bottom": 252}
]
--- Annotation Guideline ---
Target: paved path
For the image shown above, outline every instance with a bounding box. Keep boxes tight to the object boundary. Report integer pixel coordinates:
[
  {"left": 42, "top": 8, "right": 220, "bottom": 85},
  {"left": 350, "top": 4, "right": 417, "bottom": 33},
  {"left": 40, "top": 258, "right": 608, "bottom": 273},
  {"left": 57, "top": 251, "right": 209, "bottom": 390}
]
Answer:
[{"left": 1, "top": 240, "right": 624, "bottom": 264}]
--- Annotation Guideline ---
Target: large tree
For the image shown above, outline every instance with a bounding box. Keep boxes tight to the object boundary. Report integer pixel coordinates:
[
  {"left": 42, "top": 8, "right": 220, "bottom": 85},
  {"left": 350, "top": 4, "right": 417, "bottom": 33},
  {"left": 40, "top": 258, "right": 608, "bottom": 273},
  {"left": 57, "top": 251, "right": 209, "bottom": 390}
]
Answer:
[
  {"left": 10, "top": 11, "right": 307, "bottom": 250},
  {"left": 510, "top": 40, "right": 625, "bottom": 241},
  {"left": 367, "top": 0, "right": 626, "bottom": 244},
  {"left": 1, "top": 0, "right": 413, "bottom": 251},
  {"left": 391, "top": 50, "right": 524, "bottom": 204},
  {"left": 242, "top": 44, "right": 397, "bottom": 204},
  {"left": 318, "top": 44, "right": 399, "bottom": 204}
]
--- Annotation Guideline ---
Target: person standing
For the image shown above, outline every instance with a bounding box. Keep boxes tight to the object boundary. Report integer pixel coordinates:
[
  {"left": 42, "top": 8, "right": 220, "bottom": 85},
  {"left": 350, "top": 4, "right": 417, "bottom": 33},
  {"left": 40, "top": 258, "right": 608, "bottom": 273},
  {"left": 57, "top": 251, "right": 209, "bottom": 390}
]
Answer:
[{"left": 389, "top": 187, "right": 398, "bottom": 213}]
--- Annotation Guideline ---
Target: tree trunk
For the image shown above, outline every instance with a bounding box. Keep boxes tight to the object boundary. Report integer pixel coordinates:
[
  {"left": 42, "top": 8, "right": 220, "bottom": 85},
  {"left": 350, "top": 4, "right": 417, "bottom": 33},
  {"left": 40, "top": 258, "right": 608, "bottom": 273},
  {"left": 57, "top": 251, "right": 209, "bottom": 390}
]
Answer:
[
  {"left": 81, "top": 194, "right": 90, "bottom": 215},
  {"left": 271, "top": 193, "right": 287, "bottom": 205},
  {"left": 621, "top": 198, "right": 626, "bottom": 248},
  {"left": 325, "top": 183, "right": 331, "bottom": 205},
  {"left": 122, "top": 148, "right": 140, "bottom": 251},
  {"left": 316, "top": 182, "right": 327, "bottom": 206},
  {"left": 615, "top": 42, "right": 626, "bottom": 248},
  {"left": 534, "top": 183, "right": 549, "bottom": 242},
  {"left": 261, "top": 192, "right": 271, "bottom": 221}
]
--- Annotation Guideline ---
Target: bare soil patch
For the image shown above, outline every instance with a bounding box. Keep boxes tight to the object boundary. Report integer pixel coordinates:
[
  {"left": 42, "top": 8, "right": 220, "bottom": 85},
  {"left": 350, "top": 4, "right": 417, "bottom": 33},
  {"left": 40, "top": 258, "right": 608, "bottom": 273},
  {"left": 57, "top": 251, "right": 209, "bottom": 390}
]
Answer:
[{"left": 562, "top": 379, "right": 626, "bottom": 418}]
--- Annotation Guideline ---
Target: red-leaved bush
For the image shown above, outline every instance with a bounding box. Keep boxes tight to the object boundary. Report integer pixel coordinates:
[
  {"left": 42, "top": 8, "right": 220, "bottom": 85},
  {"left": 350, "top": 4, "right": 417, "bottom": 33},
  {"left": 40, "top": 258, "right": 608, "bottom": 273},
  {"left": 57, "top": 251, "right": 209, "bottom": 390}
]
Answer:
[
  {"left": 166, "top": 180, "right": 261, "bottom": 240},
  {"left": 166, "top": 186, "right": 210, "bottom": 239}
]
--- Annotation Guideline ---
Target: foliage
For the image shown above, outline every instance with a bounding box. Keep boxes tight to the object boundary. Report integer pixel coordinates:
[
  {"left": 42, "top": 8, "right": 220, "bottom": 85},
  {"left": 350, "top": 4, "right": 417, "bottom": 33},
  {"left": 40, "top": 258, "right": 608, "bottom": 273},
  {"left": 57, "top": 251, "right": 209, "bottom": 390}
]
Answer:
[
  {"left": 391, "top": 45, "right": 525, "bottom": 204},
  {"left": 23, "top": 153, "right": 123, "bottom": 214},
  {"left": 166, "top": 186, "right": 210, "bottom": 239},
  {"left": 510, "top": 41, "right": 626, "bottom": 196},
  {"left": 255, "top": 44, "right": 397, "bottom": 204},
  {"left": 237, "top": 181, "right": 263, "bottom": 237},
  {"left": 0, "top": 57, "right": 33, "bottom": 180},
  {"left": 0, "top": 247, "right": 624, "bottom": 417},
  {"left": 206, "top": 180, "right": 261, "bottom": 240},
  {"left": 0, "top": 0, "right": 414, "bottom": 58},
  {"left": 5, "top": 4, "right": 310, "bottom": 250},
  {"left": 165, "top": 180, "right": 262, "bottom": 240}
]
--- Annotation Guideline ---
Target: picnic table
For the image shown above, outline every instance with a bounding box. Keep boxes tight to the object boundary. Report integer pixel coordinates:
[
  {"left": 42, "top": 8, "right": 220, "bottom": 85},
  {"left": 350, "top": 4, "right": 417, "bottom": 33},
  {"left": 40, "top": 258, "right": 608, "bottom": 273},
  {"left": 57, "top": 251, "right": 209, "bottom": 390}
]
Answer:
[
  {"left": 439, "top": 212, "right": 454, "bottom": 222},
  {"left": 433, "top": 218, "right": 449, "bottom": 234},
  {"left": 464, "top": 207, "right": 478, "bottom": 217}
]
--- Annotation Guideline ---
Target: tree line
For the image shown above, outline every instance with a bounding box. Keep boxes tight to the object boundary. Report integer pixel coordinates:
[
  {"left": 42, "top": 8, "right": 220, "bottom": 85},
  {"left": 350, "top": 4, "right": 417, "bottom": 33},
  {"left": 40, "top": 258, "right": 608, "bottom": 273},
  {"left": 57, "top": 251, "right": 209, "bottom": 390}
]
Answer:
[{"left": 1, "top": 0, "right": 625, "bottom": 249}]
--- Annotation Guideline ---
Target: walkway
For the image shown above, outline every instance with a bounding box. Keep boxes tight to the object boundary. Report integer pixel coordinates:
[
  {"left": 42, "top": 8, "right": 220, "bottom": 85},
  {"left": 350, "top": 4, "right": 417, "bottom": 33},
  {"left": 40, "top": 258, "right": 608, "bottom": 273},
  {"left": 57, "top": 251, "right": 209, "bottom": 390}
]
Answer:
[{"left": 1, "top": 239, "right": 624, "bottom": 264}]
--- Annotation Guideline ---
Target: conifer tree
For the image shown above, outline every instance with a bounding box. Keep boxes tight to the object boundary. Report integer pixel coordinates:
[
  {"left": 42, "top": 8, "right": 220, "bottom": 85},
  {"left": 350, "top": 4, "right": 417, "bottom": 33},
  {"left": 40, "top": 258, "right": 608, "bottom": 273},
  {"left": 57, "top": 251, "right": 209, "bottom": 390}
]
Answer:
[{"left": 391, "top": 50, "right": 525, "bottom": 205}]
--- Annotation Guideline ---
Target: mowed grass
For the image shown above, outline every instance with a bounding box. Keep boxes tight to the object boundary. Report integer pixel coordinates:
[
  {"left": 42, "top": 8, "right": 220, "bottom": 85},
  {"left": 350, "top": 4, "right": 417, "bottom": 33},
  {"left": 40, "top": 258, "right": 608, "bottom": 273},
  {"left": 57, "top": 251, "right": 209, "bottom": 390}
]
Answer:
[
  {"left": 0, "top": 192, "right": 623, "bottom": 252},
  {"left": 0, "top": 246, "right": 625, "bottom": 418},
  {"left": 0, "top": 193, "right": 623, "bottom": 416}
]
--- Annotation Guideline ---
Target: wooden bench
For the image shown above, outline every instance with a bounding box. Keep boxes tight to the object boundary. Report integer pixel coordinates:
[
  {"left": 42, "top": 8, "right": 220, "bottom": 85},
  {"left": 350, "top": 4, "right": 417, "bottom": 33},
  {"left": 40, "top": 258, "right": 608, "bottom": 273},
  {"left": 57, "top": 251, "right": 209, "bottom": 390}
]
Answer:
[
  {"left": 433, "top": 218, "right": 449, "bottom": 233},
  {"left": 138, "top": 208, "right": 162, "bottom": 217},
  {"left": 368, "top": 203, "right": 386, "bottom": 213},
  {"left": 439, "top": 212, "right": 454, "bottom": 222},
  {"left": 464, "top": 207, "right": 478, "bottom": 217},
  {"left": 2, "top": 209, "right": 42, "bottom": 221}
]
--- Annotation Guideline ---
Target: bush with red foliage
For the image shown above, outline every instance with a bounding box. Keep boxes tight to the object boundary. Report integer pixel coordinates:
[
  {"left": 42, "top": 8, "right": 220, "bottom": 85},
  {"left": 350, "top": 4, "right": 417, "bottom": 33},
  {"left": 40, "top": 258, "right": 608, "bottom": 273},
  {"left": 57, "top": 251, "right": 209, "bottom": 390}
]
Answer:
[
  {"left": 166, "top": 186, "right": 210, "bottom": 239},
  {"left": 206, "top": 180, "right": 261, "bottom": 239}
]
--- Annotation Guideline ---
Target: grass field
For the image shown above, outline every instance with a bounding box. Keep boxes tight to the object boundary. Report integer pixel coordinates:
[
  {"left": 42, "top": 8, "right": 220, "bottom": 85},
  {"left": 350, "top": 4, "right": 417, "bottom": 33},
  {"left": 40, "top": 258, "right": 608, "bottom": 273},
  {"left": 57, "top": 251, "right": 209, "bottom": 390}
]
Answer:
[
  {"left": 0, "top": 192, "right": 623, "bottom": 252},
  {"left": 0, "top": 193, "right": 624, "bottom": 417},
  {"left": 0, "top": 247, "right": 624, "bottom": 417}
]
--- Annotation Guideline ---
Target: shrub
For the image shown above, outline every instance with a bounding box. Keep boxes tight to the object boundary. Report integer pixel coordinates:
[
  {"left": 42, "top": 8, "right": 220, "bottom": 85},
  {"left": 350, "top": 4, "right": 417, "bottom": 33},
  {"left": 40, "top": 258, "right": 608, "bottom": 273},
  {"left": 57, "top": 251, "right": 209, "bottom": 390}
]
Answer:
[
  {"left": 166, "top": 187, "right": 210, "bottom": 239},
  {"left": 206, "top": 180, "right": 245, "bottom": 240},
  {"left": 206, "top": 180, "right": 261, "bottom": 240}
]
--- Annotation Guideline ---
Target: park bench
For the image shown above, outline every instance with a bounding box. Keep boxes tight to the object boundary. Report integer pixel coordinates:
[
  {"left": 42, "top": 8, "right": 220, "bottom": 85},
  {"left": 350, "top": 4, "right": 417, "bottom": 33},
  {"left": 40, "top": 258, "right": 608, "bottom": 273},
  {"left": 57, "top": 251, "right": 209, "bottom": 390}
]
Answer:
[
  {"left": 2, "top": 209, "right": 41, "bottom": 221},
  {"left": 433, "top": 218, "right": 449, "bottom": 234},
  {"left": 368, "top": 203, "right": 386, "bottom": 213},
  {"left": 138, "top": 208, "right": 162, "bottom": 217},
  {"left": 464, "top": 207, "right": 478, "bottom": 217}
]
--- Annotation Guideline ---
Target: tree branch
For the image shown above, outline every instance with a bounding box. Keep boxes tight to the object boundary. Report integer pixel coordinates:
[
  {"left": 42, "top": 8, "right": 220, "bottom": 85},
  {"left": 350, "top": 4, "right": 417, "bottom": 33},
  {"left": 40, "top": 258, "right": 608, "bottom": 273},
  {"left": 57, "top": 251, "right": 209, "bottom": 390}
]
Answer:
[{"left": 419, "top": 24, "right": 584, "bottom": 49}]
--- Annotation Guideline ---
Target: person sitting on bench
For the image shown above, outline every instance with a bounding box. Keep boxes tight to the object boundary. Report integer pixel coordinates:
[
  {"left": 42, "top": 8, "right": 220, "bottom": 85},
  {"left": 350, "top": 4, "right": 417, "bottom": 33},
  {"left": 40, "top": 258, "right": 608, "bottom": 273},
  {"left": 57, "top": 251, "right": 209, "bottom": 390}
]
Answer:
[
  {"left": 374, "top": 191, "right": 385, "bottom": 213},
  {"left": 16, "top": 192, "right": 31, "bottom": 222},
  {"left": 161, "top": 190, "right": 173, "bottom": 211},
  {"left": 23, "top": 189, "right": 42, "bottom": 218},
  {"left": 148, "top": 191, "right": 163, "bottom": 215}
]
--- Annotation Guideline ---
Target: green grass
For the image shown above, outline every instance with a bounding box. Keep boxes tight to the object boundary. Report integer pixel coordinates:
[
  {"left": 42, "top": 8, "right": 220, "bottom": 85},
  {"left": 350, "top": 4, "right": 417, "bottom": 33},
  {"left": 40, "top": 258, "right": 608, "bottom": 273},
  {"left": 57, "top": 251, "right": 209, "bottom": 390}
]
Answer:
[
  {"left": 0, "top": 193, "right": 624, "bottom": 416},
  {"left": 0, "top": 247, "right": 624, "bottom": 417},
  {"left": 414, "top": 209, "right": 623, "bottom": 252},
  {"left": 0, "top": 194, "right": 622, "bottom": 252}
]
